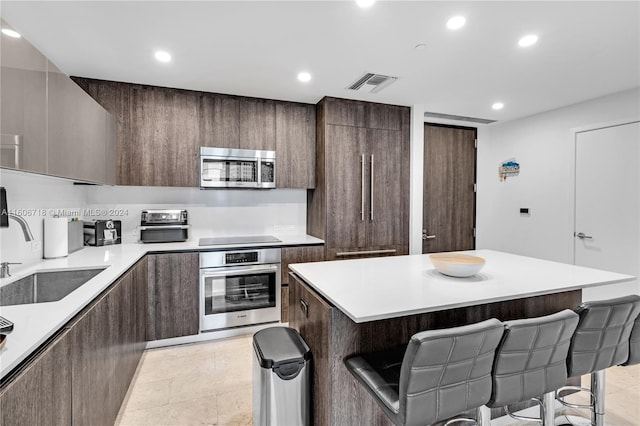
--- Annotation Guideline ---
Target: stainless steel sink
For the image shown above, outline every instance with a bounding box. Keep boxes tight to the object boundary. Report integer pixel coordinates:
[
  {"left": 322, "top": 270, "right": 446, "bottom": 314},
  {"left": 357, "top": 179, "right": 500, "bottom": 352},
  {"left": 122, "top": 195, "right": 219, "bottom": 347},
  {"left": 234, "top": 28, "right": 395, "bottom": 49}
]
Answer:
[{"left": 0, "top": 268, "right": 107, "bottom": 307}]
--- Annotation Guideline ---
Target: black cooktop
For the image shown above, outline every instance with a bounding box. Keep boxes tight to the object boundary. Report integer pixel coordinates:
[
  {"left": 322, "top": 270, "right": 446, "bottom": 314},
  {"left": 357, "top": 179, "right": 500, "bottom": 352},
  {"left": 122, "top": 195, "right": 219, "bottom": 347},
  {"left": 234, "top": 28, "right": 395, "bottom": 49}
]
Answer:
[{"left": 198, "top": 235, "right": 281, "bottom": 246}]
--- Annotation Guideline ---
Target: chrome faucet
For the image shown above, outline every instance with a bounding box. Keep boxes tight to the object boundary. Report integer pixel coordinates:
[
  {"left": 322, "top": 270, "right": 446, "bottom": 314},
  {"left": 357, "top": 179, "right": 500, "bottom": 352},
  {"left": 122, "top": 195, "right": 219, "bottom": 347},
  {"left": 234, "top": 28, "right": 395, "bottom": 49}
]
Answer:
[
  {"left": 8, "top": 213, "right": 34, "bottom": 242},
  {"left": 0, "top": 262, "right": 20, "bottom": 278}
]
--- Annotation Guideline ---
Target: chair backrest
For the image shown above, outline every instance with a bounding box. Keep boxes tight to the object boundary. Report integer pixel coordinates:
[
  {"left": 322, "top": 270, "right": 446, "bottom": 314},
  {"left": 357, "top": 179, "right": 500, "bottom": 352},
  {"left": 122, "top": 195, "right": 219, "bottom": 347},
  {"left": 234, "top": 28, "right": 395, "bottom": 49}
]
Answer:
[
  {"left": 567, "top": 295, "right": 640, "bottom": 377},
  {"left": 398, "top": 318, "right": 503, "bottom": 425},
  {"left": 489, "top": 309, "right": 579, "bottom": 408},
  {"left": 623, "top": 312, "right": 640, "bottom": 366}
]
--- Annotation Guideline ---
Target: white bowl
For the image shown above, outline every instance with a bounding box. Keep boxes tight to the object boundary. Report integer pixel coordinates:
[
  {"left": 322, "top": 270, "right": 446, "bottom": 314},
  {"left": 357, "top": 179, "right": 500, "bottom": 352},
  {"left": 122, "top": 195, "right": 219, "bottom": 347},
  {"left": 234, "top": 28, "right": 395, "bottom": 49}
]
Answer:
[{"left": 430, "top": 253, "right": 486, "bottom": 278}]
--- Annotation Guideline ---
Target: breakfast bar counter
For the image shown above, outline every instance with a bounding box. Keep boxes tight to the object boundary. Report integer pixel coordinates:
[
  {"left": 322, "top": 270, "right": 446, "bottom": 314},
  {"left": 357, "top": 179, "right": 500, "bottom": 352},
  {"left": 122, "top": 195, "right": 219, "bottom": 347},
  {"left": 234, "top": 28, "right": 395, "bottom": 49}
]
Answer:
[{"left": 288, "top": 250, "right": 634, "bottom": 425}]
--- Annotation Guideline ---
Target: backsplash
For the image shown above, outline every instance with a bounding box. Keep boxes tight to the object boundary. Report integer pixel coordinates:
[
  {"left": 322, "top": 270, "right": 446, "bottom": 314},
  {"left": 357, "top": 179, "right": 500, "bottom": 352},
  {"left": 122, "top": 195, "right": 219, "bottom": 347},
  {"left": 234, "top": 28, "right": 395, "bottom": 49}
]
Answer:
[
  {"left": 0, "top": 169, "right": 308, "bottom": 269},
  {"left": 0, "top": 169, "right": 89, "bottom": 267},
  {"left": 86, "top": 185, "right": 307, "bottom": 243}
]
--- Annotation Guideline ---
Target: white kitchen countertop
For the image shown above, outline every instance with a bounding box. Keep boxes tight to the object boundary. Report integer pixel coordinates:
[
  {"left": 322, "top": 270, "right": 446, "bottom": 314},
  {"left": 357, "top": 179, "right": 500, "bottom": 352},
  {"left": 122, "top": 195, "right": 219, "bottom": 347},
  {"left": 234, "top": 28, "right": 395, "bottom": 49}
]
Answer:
[
  {"left": 289, "top": 249, "right": 635, "bottom": 324},
  {"left": 0, "top": 234, "right": 323, "bottom": 379}
]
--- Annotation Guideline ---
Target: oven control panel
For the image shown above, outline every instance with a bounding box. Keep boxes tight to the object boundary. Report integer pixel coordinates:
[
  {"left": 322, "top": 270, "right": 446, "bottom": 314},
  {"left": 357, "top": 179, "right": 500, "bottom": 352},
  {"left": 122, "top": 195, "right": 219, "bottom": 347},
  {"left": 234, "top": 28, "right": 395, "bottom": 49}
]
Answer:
[{"left": 225, "top": 252, "right": 258, "bottom": 264}]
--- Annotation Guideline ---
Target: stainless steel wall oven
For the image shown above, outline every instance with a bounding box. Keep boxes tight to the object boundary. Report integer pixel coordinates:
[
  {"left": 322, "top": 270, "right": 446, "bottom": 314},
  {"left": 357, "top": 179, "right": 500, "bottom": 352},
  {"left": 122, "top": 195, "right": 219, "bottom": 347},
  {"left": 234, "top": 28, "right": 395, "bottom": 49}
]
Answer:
[{"left": 199, "top": 248, "right": 281, "bottom": 331}]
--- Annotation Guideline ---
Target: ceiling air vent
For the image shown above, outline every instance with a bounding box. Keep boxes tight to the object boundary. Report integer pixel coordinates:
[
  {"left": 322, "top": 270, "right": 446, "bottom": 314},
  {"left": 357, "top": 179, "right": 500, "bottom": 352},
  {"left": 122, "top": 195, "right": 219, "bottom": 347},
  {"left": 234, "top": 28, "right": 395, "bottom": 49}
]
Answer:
[
  {"left": 347, "top": 73, "right": 398, "bottom": 93},
  {"left": 424, "top": 111, "right": 496, "bottom": 124}
]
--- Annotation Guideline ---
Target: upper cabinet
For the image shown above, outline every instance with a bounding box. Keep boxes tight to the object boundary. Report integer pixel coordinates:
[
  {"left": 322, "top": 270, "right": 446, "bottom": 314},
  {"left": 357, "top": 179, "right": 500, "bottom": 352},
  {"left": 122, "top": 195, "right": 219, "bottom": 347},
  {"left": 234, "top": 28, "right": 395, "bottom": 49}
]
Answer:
[
  {"left": 128, "top": 85, "right": 200, "bottom": 187},
  {"left": 276, "top": 102, "right": 316, "bottom": 188},
  {"left": 47, "top": 61, "right": 110, "bottom": 183},
  {"left": 199, "top": 94, "right": 240, "bottom": 149},
  {"left": 0, "top": 20, "right": 116, "bottom": 184},
  {"left": 0, "top": 20, "right": 47, "bottom": 174},
  {"left": 72, "top": 78, "right": 316, "bottom": 188},
  {"left": 239, "top": 98, "right": 276, "bottom": 151}
]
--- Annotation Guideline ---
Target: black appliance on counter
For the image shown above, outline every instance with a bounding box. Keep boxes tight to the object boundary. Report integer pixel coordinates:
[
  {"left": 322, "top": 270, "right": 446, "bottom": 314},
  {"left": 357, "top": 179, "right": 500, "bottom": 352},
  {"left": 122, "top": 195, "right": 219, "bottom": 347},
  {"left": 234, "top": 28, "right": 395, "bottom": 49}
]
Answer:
[
  {"left": 83, "top": 219, "right": 121, "bottom": 246},
  {"left": 139, "top": 209, "right": 189, "bottom": 243}
]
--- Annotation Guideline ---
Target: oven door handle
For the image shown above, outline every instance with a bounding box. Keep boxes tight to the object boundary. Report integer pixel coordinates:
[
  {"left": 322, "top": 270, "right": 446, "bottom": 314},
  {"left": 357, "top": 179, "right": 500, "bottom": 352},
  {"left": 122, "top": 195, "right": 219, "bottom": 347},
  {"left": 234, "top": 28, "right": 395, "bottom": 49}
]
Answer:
[{"left": 200, "top": 265, "right": 279, "bottom": 278}]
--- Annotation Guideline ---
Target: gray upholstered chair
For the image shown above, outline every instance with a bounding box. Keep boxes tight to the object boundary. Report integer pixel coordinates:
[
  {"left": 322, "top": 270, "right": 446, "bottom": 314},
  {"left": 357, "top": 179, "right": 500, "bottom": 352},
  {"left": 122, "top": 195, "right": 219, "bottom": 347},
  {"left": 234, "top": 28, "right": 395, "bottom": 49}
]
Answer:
[
  {"left": 557, "top": 295, "right": 640, "bottom": 426},
  {"left": 622, "top": 310, "right": 640, "bottom": 366},
  {"left": 344, "top": 318, "right": 504, "bottom": 426},
  {"left": 487, "top": 309, "right": 579, "bottom": 426}
]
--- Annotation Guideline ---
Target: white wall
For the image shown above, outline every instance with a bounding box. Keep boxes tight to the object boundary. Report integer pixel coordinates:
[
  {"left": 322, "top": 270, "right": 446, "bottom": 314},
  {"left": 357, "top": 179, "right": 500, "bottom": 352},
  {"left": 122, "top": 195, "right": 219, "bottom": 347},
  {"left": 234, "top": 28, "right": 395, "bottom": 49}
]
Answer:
[
  {"left": 0, "top": 169, "right": 88, "bottom": 267},
  {"left": 85, "top": 186, "right": 307, "bottom": 243},
  {"left": 476, "top": 88, "right": 640, "bottom": 298}
]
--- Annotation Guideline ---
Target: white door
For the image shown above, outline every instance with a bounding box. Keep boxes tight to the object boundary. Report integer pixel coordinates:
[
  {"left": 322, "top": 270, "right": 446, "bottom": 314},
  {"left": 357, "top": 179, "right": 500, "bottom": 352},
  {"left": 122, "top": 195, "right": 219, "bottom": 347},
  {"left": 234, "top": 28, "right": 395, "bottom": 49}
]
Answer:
[{"left": 575, "top": 121, "right": 640, "bottom": 300}]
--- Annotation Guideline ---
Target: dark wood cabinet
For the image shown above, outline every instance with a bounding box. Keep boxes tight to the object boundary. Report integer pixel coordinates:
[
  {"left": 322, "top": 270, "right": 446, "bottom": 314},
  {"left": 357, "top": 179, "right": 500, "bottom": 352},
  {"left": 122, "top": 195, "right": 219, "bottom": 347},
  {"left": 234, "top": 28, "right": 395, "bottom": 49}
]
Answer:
[
  {"left": 70, "top": 259, "right": 147, "bottom": 426},
  {"left": 200, "top": 94, "right": 240, "bottom": 149},
  {"left": 275, "top": 102, "right": 316, "bottom": 188},
  {"left": 280, "top": 245, "right": 325, "bottom": 322},
  {"left": 146, "top": 252, "right": 199, "bottom": 340},
  {"left": 309, "top": 97, "right": 410, "bottom": 260},
  {"left": 0, "top": 330, "right": 72, "bottom": 426},
  {"left": 323, "top": 97, "right": 403, "bottom": 130},
  {"left": 129, "top": 85, "right": 200, "bottom": 187},
  {"left": 239, "top": 98, "right": 276, "bottom": 151},
  {"left": 72, "top": 77, "right": 316, "bottom": 188}
]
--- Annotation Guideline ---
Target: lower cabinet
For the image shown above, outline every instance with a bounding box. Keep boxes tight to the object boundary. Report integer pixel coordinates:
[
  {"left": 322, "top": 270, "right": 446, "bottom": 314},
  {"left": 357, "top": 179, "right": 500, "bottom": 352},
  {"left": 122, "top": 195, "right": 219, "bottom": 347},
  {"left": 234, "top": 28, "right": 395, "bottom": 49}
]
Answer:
[
  {"left": 146, "top": 252, "right": 200, "bottom": 340},
  {"left": 0, "top": 330, "right": 72, "bottom": 425},
  {"left": 280, "top": 245, "right": 325, "bottom": 322},
  {"left": 71, "top": 257, "right": 147, "bottom": 426},
  {"left": 0, "top": 257, "right": 148, "bottom": 426}
]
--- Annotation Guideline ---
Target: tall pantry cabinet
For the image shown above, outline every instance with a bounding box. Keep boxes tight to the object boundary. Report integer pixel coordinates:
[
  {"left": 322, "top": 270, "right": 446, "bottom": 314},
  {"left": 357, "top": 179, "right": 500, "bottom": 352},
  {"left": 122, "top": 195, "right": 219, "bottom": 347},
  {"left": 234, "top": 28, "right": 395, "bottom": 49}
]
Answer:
[{"left": 308, "top": 97, "right": 410, "bottom": 260}]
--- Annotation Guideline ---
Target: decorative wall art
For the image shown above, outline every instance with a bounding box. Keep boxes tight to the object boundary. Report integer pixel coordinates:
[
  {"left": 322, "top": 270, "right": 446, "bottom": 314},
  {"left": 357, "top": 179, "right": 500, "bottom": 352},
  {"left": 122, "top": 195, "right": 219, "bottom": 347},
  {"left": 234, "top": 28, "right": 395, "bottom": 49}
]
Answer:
[{"left": 499, "top": 158, "right": 520, "bottom": 182}]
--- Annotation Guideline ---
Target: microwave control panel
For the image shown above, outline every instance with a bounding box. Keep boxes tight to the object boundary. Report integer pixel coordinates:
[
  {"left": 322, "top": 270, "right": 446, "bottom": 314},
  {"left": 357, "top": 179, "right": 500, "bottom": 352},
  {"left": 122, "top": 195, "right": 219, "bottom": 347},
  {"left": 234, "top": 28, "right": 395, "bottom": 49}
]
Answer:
[{"left": 225, "top": 252, "right": 259, "bottom": 264}]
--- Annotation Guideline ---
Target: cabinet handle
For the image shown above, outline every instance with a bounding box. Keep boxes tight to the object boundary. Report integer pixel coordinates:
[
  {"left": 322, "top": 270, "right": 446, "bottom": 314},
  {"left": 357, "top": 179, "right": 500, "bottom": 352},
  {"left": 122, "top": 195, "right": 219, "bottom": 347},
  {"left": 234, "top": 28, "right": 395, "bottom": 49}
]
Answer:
[
  {"left": 360, "top": 154, "right": 365, "bottom": 221},
  {"left": 336, "top": 249, "right": 397, "bottom": 257},
  {"left": 370, "top": 154, "right": 374, "bottom": 221},
  {"left": 300, "top": 299, "right": 309, "bottom": 318}
]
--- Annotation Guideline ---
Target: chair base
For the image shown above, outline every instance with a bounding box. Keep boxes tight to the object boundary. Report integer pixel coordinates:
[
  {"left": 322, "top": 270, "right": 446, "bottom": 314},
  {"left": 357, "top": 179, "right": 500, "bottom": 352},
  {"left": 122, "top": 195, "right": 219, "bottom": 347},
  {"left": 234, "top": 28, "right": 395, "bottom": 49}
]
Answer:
[
  {"left": 554, "top": 414, "right": 592, "bottom": 426},
  {"left": 556, "top": 370, "right": 606, "bottom": 426}
]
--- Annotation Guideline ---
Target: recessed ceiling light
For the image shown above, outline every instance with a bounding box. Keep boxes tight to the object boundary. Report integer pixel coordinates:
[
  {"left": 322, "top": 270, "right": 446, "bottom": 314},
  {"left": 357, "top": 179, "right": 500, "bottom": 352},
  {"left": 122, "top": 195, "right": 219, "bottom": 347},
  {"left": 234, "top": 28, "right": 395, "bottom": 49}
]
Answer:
[
  {"left": 297, "top": 72, "right": 312, "bottom": 83},
  {"left": 518, "top": 34, "right": 538, "bottom": 47},
  {"left": 154, "top": 50, "right": 171, "bottom": 63},
  {"left": 414, "top": 43, "right": 427, "bottom": 50},
  {"left": 492, "top": 102, "right": 505, "bottom": 110},
  {"left": 356, "top": 0, "right": 375, "bottom": 8},
  {"left": 446, "top": 16, "right": 466, "bottom": 30},
  {"left": 1, "top": 28, "right": 21, "bottom": 38}
]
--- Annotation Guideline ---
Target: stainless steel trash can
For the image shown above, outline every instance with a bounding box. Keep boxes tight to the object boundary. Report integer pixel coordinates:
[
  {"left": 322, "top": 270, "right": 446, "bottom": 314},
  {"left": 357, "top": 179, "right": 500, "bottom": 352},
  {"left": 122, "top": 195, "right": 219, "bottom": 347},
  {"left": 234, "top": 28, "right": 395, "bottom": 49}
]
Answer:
[{"left": 253, "top": 327, "right": 311, "bottom": 426}]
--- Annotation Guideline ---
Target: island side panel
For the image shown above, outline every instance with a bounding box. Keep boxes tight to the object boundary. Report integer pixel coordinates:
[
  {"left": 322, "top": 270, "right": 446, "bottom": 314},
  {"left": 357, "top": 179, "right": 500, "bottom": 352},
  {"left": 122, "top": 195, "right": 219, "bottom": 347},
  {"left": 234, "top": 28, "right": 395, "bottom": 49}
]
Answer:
[
  {"left": 289, "top": 272, "right": 334, "bottom": 426},
  {"left": 289, "top": 273, "right": 581, "bottom": 426}
]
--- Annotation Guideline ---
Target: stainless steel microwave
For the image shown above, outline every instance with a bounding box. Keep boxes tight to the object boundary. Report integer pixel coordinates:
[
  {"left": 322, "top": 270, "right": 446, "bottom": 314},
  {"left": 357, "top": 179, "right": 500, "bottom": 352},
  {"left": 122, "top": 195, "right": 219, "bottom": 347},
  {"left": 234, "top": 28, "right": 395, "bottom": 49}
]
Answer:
[{"left": 200, "top": 147, "right": 276, "bottom": 189}]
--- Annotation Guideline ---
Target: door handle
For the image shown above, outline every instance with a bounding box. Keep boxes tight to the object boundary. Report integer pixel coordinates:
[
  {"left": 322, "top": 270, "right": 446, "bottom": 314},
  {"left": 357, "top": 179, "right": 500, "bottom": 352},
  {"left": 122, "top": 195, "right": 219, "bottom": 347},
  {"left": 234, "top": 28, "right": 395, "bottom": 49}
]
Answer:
[
  {"left": 422, "top": 230, "right": 436, "bottom": 240},
  {"left": 360, "top": 154, "right": 365, "bottom": 222},
  {"left": 575, "top": 232, "right": 593, "bottom": 239},
  {"left": 370, "top": 154, "right": 374, "bottom": 221}
]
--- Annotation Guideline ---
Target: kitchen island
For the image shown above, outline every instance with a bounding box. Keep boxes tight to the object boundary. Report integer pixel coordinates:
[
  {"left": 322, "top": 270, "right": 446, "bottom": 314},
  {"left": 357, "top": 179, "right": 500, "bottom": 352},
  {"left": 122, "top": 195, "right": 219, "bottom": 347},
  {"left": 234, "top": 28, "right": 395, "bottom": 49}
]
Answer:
[{"left": 288, "top": 250, "right": 634, "bottom": 425}]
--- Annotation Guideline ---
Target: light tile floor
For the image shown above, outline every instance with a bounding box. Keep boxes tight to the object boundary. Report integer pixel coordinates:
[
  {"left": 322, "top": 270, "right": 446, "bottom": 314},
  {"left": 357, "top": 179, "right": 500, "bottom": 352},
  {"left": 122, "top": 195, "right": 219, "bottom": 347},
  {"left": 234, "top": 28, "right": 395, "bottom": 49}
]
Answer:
[{"left": 117, "top": 336, "right": 640, "bottom": 426}]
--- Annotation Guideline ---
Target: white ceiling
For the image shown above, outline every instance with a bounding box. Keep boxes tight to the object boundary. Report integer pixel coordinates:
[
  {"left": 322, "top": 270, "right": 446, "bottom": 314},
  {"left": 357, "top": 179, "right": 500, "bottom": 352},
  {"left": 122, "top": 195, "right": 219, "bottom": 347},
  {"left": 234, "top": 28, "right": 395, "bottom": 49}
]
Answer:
[{"left": 2, "top": 1, "right": 639, "bottom": 122}]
